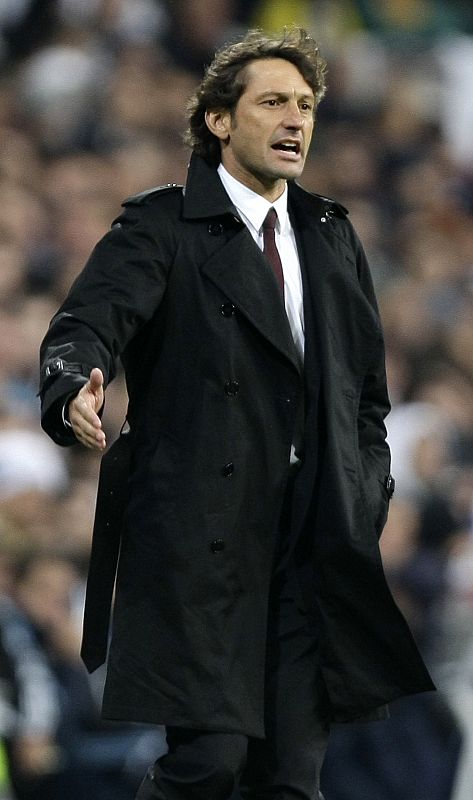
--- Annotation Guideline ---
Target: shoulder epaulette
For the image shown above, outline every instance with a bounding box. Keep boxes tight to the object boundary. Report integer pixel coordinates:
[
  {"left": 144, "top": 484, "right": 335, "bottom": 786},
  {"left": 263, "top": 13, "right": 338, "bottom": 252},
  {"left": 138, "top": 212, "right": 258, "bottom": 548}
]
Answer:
[
  {"left": 122, "top": 183, "right": 183, "bottom": 206},
  {"left": 313, "top": 194, "right": 349, "bottom": 218}
]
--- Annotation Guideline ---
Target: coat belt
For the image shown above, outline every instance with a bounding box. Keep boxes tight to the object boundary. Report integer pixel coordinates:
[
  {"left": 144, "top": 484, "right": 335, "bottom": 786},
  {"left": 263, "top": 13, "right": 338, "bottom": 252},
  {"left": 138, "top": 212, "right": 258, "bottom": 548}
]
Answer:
[{"left": 80, "top": 431, "right": 131, "bottom": 672}]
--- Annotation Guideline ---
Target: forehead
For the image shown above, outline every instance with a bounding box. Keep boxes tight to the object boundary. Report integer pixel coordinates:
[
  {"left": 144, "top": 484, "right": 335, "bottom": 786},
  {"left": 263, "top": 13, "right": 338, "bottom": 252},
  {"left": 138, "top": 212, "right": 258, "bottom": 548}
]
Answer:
[{"left": 241, "top": 58, "right": 314, "bottom": 98}]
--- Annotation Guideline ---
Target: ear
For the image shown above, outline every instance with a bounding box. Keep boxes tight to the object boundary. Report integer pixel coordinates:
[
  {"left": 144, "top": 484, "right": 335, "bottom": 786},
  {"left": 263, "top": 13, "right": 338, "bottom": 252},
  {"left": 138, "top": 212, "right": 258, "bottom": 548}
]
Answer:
[{"left": 205, "top": 109, "right": 231, "bottom": 142}]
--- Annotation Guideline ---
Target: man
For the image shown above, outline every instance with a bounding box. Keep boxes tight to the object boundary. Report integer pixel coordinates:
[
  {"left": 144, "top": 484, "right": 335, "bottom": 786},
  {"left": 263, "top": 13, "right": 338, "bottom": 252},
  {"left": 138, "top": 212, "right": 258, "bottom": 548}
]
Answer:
[{"left": 39, "top": 28, "right": 434, "bottom": 800}]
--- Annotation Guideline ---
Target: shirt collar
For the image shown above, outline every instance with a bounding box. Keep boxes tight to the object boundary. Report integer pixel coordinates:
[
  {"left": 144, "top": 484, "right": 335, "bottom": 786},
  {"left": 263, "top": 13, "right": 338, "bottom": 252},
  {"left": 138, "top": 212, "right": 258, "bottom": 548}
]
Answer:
[{"left": 217, "top": 163, "right": 289, "bottom": 235}]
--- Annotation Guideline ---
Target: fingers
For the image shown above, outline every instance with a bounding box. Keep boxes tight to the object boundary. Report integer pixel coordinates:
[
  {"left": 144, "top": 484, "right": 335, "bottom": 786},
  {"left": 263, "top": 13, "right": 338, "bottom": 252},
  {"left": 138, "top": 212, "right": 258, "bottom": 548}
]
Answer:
[
  {"left": 68, "top": 368, "right": 106, "bottom": 450},
  {"left": 69, "top": 395, "right": 106, "bottom": 450}
]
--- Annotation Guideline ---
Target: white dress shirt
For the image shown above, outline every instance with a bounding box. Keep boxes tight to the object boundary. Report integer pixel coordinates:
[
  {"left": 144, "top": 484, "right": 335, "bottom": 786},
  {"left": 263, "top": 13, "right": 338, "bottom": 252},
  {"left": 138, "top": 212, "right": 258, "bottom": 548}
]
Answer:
[{"left": 217, "top": 164, "right": 305, "bottom": 365}]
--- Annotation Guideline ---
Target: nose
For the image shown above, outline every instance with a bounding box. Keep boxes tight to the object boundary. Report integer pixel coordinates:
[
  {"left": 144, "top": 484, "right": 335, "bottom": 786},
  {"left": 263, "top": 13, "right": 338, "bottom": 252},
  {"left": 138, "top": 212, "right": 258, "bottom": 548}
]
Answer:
[{"left": 283, "top": 100, "right": 304, "bottom": 129}]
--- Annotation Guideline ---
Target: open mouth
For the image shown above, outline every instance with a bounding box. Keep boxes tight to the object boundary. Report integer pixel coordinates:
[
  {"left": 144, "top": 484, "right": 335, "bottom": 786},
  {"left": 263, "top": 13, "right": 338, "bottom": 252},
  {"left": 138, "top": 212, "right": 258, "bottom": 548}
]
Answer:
[{"left": 271, "top": 141, "right": 301, "bottom": 155}]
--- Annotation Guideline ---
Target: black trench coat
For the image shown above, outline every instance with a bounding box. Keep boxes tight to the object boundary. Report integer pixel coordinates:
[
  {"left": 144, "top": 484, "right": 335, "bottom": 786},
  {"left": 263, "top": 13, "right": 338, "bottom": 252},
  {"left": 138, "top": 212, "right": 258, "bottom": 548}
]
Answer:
[{"left": 39, "top": 153, "right": 434, "bottom": 738}]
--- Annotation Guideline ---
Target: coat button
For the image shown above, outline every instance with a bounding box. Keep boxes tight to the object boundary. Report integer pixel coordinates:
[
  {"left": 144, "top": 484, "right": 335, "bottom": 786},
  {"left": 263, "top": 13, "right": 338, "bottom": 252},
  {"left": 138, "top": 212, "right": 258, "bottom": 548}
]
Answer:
[
  {"left": 221, "top": 462, "right": 234, "bottom": 477},
  {"left": 385, "top": 474, "right": 395, "bottom": 498},
  {"left": 220, "top": 302, "right": 236, "bottom": 316},
  {"left": 208, "top": 223, "right": 223, "bottom": 236},
  {"left": 224, "top": 380, "right": 239, "bottom": 396},
  {"left": 210, "top": 538, "right": 225, "bottom": 553}
]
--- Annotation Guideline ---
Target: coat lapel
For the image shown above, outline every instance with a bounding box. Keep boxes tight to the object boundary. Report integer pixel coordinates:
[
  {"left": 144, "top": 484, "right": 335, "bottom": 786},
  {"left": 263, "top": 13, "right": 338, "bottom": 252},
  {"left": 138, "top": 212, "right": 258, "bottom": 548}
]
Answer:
[
  {"left": 288, "top": 183, "right": 341, "bottom": 329},
  {"left": 183, "top": 154, "right": 301, "bottom": 376},
  {"left": 202, "top": 229, "right": 301, "bottom": 375},
  {"left": 289, "top": 182, "right": 376, "bottom": 373}
]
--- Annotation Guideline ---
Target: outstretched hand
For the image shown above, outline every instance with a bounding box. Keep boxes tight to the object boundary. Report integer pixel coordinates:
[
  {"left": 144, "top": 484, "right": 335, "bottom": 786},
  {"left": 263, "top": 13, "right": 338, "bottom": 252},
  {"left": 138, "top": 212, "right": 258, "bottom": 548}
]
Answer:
[{"left": 68, "top": 367, "right": 106, "bottom": 450}]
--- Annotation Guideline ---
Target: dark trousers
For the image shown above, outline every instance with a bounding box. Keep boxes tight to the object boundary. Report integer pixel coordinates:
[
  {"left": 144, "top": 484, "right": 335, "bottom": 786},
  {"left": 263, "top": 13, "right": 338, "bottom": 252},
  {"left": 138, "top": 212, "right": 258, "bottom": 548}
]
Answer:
[{"left": 135, "top": 563, "right": 330, "bottom": 800}]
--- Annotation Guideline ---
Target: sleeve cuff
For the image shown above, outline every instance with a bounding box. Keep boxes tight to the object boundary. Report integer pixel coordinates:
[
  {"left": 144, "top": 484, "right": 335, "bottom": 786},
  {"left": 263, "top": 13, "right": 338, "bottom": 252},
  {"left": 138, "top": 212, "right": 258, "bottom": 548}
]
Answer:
[{"left": 61, "top": 393, "right": 81, "bottom": 435}]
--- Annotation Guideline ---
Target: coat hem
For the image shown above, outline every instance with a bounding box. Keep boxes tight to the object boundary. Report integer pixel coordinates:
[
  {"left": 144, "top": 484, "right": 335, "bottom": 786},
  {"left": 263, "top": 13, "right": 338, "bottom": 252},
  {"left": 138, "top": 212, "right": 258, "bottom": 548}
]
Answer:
[
  {"left": 101, "top": 704, "right": 265, "bottom": 739},
  {"left": 329, "top": 682, "right": 436, "bottom": 725}
]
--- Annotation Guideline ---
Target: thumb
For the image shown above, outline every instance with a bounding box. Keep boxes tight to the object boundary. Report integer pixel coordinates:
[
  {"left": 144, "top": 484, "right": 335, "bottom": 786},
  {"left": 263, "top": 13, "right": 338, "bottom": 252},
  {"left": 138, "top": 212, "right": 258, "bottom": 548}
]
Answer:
[
  {"left": 86, "top": 368, "right": 104, "bottom": 412},
  {"left": 88, "top": 367, "right": 104, "bottom": 393}
]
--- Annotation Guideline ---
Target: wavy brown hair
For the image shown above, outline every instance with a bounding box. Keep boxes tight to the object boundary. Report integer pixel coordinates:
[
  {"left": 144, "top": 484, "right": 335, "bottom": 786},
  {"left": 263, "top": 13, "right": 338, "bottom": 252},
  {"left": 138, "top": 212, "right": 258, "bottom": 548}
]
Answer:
[{"left": 184, "top": 27, "right": 327, "bottom": 165}]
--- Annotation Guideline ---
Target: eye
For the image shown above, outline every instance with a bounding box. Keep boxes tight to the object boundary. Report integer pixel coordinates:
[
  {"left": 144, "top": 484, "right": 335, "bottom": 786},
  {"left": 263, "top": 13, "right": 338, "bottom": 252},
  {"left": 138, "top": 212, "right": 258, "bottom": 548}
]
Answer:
[
  {"left": 264, "top": 99, "right": 279, "bottom": 107},
  {"left": 300, "top": 102, "right": 313, "bottom": 113}
]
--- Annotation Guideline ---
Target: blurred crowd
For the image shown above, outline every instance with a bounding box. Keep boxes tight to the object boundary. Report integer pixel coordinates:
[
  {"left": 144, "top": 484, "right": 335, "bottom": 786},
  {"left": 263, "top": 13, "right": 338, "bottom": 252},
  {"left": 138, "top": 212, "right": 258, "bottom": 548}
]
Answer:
[{"left": 0, "top": 1, "right": 472, "bottom": 799}]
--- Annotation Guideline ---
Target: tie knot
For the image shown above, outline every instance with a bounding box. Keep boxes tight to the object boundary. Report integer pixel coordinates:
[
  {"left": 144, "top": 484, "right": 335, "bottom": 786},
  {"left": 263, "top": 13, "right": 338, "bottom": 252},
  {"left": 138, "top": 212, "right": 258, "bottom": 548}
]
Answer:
[{"left": 263, "top": 207, "right": 278, "bottom": 231}]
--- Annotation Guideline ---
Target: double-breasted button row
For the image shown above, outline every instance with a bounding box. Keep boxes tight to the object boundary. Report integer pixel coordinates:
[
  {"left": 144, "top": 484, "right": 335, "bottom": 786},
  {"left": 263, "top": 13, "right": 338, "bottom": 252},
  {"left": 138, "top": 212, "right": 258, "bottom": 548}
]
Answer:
[
  {"left": 220, "top": 302, "right": 235, "bottom": 316},
  {"left": 208, "top": 217, "right": 241, "bottom": 236},
  {"left": 221, "top": 462, "right": 234, "bottom": 477},
  {"left": 219, "top": 292, "right": 237, "bottom": 479},
  {"left": 208, "top": 223, "right": 223, "bottom": 236},
  {"left": 224, "top": 380, "right": 239, "bottom": 396}
]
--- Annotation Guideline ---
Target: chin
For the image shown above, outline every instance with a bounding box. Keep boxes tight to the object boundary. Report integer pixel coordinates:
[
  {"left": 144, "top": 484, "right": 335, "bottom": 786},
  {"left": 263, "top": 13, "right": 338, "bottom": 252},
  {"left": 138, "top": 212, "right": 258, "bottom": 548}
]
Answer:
[
  {"left": 271, "top": 158, "right": 305, "bottom": 178},
  {"left": 278, "top": 165, "right": 304, "bottom": 181}
]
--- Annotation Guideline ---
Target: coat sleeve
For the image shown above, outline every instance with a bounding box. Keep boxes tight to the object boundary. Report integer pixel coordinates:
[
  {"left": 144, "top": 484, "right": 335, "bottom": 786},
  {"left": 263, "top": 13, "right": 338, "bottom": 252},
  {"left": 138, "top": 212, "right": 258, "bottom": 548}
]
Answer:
[{"left": 39, "top": 203, "right": 173, "bottom": 445}]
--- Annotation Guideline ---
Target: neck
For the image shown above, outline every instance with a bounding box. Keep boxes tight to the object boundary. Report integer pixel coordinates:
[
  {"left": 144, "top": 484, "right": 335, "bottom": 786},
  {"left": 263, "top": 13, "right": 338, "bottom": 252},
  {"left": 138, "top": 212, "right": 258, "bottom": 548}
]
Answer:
[{"left": 219, "top": 161, "right": 286, "bottom": 203}]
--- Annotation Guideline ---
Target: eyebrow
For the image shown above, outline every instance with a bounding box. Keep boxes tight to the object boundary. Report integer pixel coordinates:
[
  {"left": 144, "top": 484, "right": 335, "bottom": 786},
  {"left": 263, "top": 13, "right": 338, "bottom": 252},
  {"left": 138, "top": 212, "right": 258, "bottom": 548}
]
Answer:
[{"left": 256, "top": 90, "right": 315, "bottom": 102}]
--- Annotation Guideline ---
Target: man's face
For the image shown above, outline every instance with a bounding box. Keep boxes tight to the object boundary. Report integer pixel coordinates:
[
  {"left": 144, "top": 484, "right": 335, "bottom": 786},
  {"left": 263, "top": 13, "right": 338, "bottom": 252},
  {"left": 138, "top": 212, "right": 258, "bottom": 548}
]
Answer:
[{"left": 208, "top": 58, "right": 315, "bottom": 200}]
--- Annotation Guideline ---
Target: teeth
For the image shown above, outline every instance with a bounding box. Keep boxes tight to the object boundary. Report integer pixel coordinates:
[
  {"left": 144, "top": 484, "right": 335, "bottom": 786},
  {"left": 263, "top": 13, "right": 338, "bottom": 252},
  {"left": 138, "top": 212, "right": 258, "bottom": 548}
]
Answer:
[{"left": 278, "top": 143, "right": 297, "bottom": 152}]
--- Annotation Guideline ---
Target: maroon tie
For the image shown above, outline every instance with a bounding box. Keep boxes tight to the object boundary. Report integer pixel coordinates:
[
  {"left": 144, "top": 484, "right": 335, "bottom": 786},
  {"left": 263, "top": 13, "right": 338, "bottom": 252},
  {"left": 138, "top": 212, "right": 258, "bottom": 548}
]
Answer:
[{"left": 263, "top": 208, "right": 284, "bottom": 298}]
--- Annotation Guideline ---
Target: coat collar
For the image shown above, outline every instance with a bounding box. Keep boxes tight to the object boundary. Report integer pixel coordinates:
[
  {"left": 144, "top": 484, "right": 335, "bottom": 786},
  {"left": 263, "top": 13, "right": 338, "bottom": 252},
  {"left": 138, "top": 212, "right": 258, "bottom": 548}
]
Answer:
[
  {"left": 182, "top": 152, "right": 346, "bottom": 224},
  {"left": 183, "top": 153, "right": 238, "bottom": 220}
]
